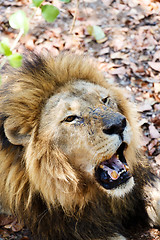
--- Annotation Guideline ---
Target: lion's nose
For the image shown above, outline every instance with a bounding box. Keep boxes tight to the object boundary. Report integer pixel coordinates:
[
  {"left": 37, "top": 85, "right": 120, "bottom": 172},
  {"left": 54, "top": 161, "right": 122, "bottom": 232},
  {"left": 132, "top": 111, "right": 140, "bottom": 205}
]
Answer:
[{"left": 102, "top": 113, "right": 127, "bottom": 136}]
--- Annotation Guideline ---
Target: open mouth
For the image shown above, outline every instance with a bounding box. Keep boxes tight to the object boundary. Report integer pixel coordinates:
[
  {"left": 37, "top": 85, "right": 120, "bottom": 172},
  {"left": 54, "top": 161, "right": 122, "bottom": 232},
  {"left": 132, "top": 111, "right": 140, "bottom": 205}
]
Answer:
[{"left": 95, "top": 143, "right": 132, "bottom": 190}]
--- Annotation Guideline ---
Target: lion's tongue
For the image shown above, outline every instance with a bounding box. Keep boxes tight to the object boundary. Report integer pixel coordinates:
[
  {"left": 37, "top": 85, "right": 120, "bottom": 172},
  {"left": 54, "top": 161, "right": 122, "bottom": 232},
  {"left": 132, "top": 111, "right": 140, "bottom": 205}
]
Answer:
[{"left": 100, "top": 154, "right": 126, "bottom": 180}]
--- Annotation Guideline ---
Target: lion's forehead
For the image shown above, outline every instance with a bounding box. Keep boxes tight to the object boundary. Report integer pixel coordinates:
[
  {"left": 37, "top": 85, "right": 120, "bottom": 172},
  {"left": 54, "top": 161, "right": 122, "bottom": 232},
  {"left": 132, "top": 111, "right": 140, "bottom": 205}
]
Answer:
[
  {"left": 45, "top": 81, "right": 112, "bottom": 113},
  {"left": 71, "top": 80, "right": 110, "bottom": 97}
]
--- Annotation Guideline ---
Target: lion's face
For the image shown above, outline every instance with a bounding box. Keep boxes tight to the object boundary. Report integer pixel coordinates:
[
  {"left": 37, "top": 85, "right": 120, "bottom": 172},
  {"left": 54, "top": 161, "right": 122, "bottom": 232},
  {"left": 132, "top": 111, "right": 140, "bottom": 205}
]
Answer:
[{"left": 39, "top": 80, "right": 134, "bottom": 196}]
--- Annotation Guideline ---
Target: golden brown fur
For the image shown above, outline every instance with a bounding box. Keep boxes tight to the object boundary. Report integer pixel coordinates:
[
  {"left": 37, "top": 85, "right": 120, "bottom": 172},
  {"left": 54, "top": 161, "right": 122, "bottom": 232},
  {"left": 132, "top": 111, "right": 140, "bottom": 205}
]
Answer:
[{"left": 0, "top": 53, "right": 159, "bottom": 240}]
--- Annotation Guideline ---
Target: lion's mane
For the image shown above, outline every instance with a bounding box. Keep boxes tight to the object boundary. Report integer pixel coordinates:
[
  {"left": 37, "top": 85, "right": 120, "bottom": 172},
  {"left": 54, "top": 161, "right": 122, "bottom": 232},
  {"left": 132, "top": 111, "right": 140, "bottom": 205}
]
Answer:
[{"left": 0, "top": 53, "right": 156, "bottom": 239}]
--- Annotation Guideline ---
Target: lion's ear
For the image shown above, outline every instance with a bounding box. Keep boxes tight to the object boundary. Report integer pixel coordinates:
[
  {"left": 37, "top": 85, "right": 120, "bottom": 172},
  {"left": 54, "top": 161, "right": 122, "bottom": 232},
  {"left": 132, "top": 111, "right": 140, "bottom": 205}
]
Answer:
[{"left": 4, "top": 118, "right": 30, "bottom": 146}]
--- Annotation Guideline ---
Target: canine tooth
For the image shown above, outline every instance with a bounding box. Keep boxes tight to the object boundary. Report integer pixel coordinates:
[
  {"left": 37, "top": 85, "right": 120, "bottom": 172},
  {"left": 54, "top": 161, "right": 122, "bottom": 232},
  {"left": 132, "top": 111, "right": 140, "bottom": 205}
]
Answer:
[
  {"left": 100, "top": 165, "right": 104, "bottom": 169},
  {"left": 111, "top": 170, "right": 119, "bottom": 180},
  {"left": 124, "top": 164, "right": 129, "bottom": 171}
]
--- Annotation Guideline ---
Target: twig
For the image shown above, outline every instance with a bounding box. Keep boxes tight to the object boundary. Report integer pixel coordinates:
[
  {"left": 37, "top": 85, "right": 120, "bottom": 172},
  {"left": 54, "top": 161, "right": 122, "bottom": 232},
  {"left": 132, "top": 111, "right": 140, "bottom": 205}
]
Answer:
[
  {"left": 70, "top": 0, "right": 79, "bottom": 34},
  {"left": 11, "top": 28, "right": 24, "bottom": 51}
]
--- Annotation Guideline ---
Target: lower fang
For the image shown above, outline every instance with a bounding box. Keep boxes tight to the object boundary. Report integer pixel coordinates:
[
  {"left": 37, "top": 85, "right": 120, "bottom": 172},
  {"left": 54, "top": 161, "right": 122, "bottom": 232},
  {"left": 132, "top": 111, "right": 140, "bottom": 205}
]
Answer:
[{"left": 111, "top": 170, "right": 119, "bottom": 180}]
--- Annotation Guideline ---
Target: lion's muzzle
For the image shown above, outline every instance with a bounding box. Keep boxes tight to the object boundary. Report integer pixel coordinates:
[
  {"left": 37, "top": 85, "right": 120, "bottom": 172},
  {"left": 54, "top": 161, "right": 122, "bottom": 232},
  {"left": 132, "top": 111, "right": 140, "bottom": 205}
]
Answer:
[
  {"left": 91, "top": 107, "right": 132, "bottom": 190},
  {"left": 90, "top": 106, "right": 127, "bottom": 140},
  {"left": 102, "top": 112, "right": 126, "bottom": 140}
]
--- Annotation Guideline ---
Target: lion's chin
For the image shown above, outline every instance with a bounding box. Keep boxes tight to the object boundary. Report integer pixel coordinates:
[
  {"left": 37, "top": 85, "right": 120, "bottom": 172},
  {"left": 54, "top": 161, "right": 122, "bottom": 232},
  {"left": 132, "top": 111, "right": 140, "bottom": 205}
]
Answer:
[
  {"left": 95, "top": 142, "right": 132, "bottom": 191},
  {"left": 106, "top": 177, "right": 135, "bottom": 197}
]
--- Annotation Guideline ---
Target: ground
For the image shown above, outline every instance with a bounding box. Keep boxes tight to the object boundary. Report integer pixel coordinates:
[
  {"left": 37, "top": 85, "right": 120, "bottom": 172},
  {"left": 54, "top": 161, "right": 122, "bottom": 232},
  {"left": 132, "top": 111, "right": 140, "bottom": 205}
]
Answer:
[{"left": 0, "top": 0, "right": 160, "bottom": 239}]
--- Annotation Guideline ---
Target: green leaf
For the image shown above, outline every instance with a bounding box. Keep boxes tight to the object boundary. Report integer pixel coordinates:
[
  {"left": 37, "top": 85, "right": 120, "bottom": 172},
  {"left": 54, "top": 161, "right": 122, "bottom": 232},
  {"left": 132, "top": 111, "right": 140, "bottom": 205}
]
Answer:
[
  {"left": 59, "top": 0, "right": 71, "bottom": 3},
  {"left": 32, "top": 0, "right": 44, "bottom": 7},
  {"left": 9, "top": 10, "right": 29, "bottom": 34},
  {"left": 41, "top": 5, "right": 59, "bottom": 22},
  {"left": 0, "top": 40, "right": 12, "bottom": 56},
  {"left": 8, "top": 53, "right": 23, "bottom": 68},
  {"left": 87, "top": 25, "right": 106, "bottom": 41}
]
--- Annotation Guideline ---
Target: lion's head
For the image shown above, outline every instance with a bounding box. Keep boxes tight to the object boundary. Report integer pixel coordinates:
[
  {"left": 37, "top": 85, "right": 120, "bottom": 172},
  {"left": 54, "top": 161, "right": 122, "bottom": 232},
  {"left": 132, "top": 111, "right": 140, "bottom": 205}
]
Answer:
[
  {"left": 0, "top": 53, "right": 150, "bottom": 239},
  {"left": 38, "top": 80, "right": 134, "bottom": 195}
]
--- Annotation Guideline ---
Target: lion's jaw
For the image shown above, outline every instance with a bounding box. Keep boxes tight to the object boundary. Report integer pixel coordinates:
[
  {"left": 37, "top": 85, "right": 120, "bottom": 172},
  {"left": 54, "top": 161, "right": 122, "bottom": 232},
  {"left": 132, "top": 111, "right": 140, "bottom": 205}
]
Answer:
[{"left": 38, "top": 80, "right": 135, "bottom": 202}]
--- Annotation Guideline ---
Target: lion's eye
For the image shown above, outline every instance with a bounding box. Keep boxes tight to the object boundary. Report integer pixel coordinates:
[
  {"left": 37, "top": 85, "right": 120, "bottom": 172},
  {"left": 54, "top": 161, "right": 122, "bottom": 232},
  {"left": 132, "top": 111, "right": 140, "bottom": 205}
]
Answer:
[
  {"left": 102, "top": 97, "right": 110, "bottom": 105},
  {"left": 102, "top": 97, "right": 117, "bottom": 109},
  {"left": 64, "top": 115, "right": 77, "bottom": 122}
]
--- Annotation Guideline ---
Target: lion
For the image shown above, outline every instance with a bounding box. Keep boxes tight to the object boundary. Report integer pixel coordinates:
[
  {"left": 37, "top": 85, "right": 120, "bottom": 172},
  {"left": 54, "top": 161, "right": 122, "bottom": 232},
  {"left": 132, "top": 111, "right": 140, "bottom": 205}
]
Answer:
[{"left": 0, "top": 52, "right": 159, "bottom": 240}]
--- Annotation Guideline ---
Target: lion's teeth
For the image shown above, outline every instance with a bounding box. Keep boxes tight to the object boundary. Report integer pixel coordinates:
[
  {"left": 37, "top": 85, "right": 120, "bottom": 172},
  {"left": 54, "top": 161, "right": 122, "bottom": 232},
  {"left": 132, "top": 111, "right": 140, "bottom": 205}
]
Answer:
[
  {"left": 100, "top": 165, "right": 104, "bottom": 169},
  {"left": 124, "top": 164, "right": 129, "bottom": 171},
  {"left": 99, "top": 165, "right": 119, "bottom": 180},
  {"left": 119, "top": 169, "right": 126, "bottom": 174},
  {"left": 111, "top": 170, "right": 119, "bottom": 180},
  {"left": 99, "top": 160, "right": 129, "bottom": 181}
]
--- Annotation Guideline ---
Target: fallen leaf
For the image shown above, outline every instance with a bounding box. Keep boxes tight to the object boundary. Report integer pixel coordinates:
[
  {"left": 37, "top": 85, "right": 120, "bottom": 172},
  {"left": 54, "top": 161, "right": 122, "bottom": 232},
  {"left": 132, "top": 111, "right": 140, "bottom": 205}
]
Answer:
[
  {"left": 152, "top": 115, "right": 160, "bottom": 126},
  {"left": 127, "top": 0, "right": 139, "bottom": 7},
  {"left": 87, "top": 25, "right": 106, "bottom": 42},
  {"left": 147, "top": 34, "right": 157, "bottom": 45},
  {"left": 154, "top": 82, "right": 160, "bottom": 93},
  {"left": 98, "top": 47, "right": 110, "bottom": 56},
  {"left": 135, "top": 96, "right": 144, "bottom": 102},
  {"left": 130, "top": 63, "right": 138, "bottom": 73},
  {"left": 0, "top": 215, "right": 15, "bottom": 227},
  {"left": 136, "top": 66, "right": 145, "bottom": 74},
  {"left": 25, "top": 38, "right": 35, "bottom": 50},
  {"left": 153, "top": 50, "right": 160, "bottom": 61},
  {"left": 4, "top": 219, "right": 23, "bottom": 232},
  {"left": 97, "top": 37, "right": 108, "bottom": 44},
  {"left": 101, "top": 0, "right": 113, "bottom": 6},
  {"left": 139, "top": 55, "right": 149, "bottom": 61},
  {"left": 148, "top": 147, "right": 156, "bottom": 156},
  {"left": 148, "top": 61, "right": 160, "bottom": 72},
  {"left": 148, "top": 139, "right": 158, "bottom": 155},
  {"left": 109, "top": 66, "right": 126, "bottom": 75},
  {"left": 155, "top": 154, "right": 160, "bottom": 165},
  {"left": 149, "top": 124, "right": 160, "bottom": 138},
  {"left": 11, "top": 221, "right": 23, "bottom": 232},
  {"left": 139, "top": 118, "right": 149, "bottom": 126},
  {"left": 148, "top": 139, "right": 158, "bottom": 151},
  {"left": 154, "top": 94, "right": 160, "bottom": 102},
  {"left": 4, "top": 223, "right": 12, "bottom": 229},
  {"left": 154, "top": 104, "right": 160, "bottom": 111},
  {"left": 138, "top": 104, "right": 152, "bottom": 112},
  {"left": 111, "top": 37, "right": 125, "bottom": 51},
  {"left": 110, "top": 52, "right": 128, "bottom": 59}
]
